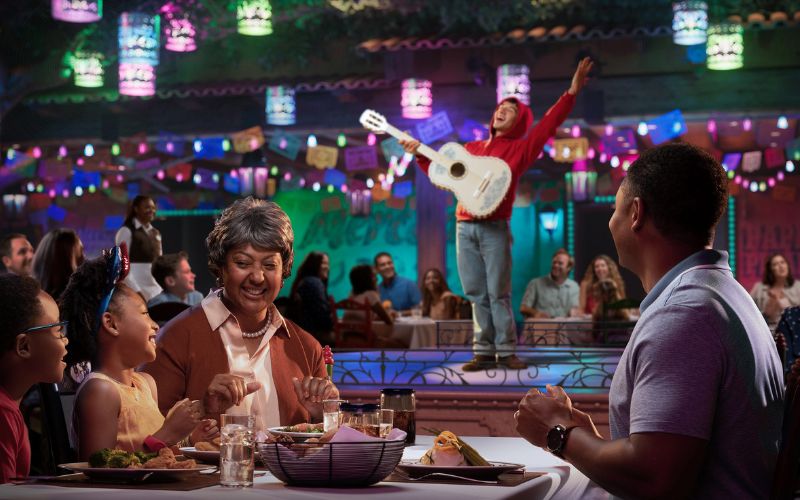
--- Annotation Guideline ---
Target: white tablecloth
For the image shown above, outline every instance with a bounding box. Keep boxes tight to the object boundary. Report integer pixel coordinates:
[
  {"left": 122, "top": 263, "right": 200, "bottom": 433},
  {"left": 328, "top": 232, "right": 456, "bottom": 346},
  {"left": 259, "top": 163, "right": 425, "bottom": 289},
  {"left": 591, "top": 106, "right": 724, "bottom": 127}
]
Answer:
[{"left": 0, "top": 436, "right": 608, "bottom": 500}]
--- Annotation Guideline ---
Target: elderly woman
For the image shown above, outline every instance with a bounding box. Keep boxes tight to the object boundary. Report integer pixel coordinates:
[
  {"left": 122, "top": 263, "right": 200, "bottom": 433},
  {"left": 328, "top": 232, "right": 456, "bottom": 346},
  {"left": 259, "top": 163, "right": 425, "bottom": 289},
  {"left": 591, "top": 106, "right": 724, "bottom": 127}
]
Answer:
[
  {"left": 143, "top": 197, "right": 337, "bottom": 430},
  {"left": 750, "top": 253, "right": 800, "bottom": 326}
]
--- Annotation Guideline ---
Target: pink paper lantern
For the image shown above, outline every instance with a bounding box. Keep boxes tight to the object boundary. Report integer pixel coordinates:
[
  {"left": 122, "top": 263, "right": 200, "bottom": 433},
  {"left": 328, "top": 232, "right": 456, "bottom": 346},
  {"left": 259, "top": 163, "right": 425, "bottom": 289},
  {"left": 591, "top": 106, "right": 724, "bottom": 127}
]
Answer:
[
  {"left": 52, "top": 0, "right": 102, "bottom": 23},
  {"left": 401, "top": 79, "right": 432, "bottom": 119}
]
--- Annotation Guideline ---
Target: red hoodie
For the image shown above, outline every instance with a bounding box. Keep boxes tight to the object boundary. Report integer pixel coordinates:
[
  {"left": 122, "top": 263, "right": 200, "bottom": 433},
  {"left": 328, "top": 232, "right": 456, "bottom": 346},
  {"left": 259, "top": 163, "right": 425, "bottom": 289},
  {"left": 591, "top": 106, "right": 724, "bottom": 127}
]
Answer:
[{"left": 417, "top": 92, "right": 575, "bottom": 221}]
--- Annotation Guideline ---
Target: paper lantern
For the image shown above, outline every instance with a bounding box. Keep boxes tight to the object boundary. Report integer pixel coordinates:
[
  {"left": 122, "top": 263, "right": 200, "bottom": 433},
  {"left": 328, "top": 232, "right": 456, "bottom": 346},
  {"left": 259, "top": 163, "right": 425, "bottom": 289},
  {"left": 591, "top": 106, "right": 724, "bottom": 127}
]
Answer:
[
  {"left": 72, "top": 51, "right": 104, "bottom": 88},
  {"left": 672, "top": 1, "right": 707, "bottom": 45},
  {"left": 237, "top": 0, "right": 273, "bottom": 36},
  {"left": 119, "top": 12, "right": 160, "bottom": 66},
  {"left": 52, "top": 0, "right": 102, "bottom": 23},
  {"left": 265, "top": 86, "right": 296, "bottom": 125},
  {"left": 163, "top": 11, "right": 196, "bottom": 52},
  {"left": 118, "top": 62, "right": 156, "bottom": 97},
  {"left": 496, "top": 64, "right": 530, "bottom": 104},
  {"left": 706, "top": 23, "right": 743, "bottom": 71},
  {"left": 401, "top": 79, "right": 432, "bottom": 120}
]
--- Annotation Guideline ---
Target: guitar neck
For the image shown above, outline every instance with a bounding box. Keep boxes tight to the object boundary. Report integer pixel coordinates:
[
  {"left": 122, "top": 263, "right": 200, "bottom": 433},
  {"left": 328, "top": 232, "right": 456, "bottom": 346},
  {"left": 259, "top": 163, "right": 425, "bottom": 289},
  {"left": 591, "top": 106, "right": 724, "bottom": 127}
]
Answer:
[{"left": 383, "top": 123, "right": 448, "bottom": 165}]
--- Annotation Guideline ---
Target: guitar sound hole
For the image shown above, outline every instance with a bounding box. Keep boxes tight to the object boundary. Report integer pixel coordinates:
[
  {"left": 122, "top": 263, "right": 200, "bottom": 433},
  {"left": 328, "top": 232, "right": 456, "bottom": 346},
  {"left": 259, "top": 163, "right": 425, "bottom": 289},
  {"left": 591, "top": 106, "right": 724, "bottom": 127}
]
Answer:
[{"left": 449, "top": 162, "right": 466, "bottom": 179}]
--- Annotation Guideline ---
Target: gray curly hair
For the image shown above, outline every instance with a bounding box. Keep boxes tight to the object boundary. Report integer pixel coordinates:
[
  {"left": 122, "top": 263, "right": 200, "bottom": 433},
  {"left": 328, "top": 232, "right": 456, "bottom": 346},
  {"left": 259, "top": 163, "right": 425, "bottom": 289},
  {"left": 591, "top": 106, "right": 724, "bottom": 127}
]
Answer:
[{"left": 206, "top": 197, "right": 294, "bottom": 281}]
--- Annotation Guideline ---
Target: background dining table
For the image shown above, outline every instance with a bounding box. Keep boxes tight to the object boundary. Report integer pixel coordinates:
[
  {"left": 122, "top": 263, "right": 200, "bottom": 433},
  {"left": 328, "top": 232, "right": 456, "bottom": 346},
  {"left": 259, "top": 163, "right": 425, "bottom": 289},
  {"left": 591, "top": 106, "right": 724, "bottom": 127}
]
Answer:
[{"left": 0, "top": 436, "right": 609, "bottom": 499}]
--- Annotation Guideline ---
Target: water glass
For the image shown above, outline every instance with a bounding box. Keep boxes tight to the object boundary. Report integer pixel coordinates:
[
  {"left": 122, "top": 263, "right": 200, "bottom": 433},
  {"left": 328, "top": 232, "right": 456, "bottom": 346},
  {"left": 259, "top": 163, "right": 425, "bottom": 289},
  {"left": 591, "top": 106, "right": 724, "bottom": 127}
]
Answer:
[
  {"left": 220, "top": 414, "right": 255, "bottom": 487},
  {"left": 322, "top": 399, "right": 348, "bottom": 432},
  {"left": 410, "top": 307, "right": 422, "bottom": 319},
  {"left": 379, "top": 409, "right": 394, "bottom": 438}
]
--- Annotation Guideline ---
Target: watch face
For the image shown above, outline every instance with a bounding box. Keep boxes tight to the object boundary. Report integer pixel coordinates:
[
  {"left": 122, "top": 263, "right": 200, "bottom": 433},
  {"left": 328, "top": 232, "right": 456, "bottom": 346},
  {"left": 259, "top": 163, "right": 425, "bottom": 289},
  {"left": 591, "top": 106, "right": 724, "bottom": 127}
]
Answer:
[{"left": 547, "top": 425, "right": 564, "bottom": 452}]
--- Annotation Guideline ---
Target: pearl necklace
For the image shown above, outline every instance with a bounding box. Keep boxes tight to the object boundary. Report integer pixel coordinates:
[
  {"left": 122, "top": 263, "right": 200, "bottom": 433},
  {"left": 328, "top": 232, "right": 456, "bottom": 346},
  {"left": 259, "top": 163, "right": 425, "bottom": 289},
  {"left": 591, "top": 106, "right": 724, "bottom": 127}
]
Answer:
[{"left": 241, "top": 309, "right": 273, "bottom": 338}]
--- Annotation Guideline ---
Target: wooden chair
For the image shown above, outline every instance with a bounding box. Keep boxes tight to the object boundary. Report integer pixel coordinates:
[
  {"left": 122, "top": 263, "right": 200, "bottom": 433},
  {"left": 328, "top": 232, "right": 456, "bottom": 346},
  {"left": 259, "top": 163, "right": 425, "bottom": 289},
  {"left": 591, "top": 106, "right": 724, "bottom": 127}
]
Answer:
[
  {"left": 771, "top": 357, "right": 800, "bottom": 499},
  {"left": 330, "top": 297, "right": 376, "bottom": 348},
  {"left": 148, "top": 301, "right": 190, "bottom": 326}
]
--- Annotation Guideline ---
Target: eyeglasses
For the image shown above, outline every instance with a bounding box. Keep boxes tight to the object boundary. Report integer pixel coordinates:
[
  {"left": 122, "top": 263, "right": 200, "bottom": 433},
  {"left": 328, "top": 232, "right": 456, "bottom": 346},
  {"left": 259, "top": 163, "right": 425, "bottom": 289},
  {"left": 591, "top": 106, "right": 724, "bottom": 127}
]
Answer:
[{"left": 22, "top": 320, "right": 69, "bottom": 340}]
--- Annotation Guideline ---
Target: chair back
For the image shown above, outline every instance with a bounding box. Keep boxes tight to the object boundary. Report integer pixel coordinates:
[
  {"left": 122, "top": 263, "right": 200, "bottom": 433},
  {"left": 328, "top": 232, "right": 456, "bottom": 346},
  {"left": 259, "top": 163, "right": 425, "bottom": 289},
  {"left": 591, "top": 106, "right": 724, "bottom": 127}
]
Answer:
[
  {"left": 772, "top": 357, "right": 800, "bottom": 499},
  {"left": 331, "top": 298, "right": 376, "bottom": 348},
  {"left": 148, "top": 301, "right": 190, "bottom": 326},
  {"left": 456, "top": 296, "right": 472, "bottom": 320},
  {"left": 37, "top": 383, "right": 77, "bottom": 473}
]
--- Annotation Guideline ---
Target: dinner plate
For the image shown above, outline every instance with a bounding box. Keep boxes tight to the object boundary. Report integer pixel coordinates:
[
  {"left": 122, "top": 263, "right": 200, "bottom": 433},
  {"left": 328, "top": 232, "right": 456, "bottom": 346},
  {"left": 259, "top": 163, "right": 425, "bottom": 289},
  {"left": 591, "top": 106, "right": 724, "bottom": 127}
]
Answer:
[
  {"left": 179, "top": 447, "right": 261, "bottom": 464},
  {"left": 395, "top": 460, "right": 524, "bottom": 481},
  {"left": 267, "top": 426, "right": 324, "bottom": 442},
  {"left": 59, "top": 462, "right": 215, "bottom": 482}
]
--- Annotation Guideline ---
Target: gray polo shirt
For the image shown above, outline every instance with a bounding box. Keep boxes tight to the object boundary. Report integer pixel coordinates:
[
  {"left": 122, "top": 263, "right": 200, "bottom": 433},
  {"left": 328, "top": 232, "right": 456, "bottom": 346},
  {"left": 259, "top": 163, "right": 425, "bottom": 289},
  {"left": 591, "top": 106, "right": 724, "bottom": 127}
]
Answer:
[
  {"left": 520, "top": 275, "right": 579, "bottom": 318},
  {"left": 609, "top": 249, "right": 784, "bottom": 498}
]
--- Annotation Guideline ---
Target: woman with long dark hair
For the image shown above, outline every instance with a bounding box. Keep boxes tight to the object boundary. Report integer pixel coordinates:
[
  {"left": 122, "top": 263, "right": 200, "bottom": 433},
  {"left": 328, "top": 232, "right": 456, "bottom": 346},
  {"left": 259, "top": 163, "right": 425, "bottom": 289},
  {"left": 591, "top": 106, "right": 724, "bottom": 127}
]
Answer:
[
  {"left": 287, "top": 251, "right": 334, "bottom": 345},
  {"left": 420, "top": 268, "right": 458, "bottom": 320},
  {"left": 32, "top": 228, "right": 84, "bottom": 300},
  {"left": 115, "top": 195, "right": 162, "bottom": 301},
  {"left": 750, "top": 253, "right": 800, "bottom": 326},
  {"left": 576, "top": 254, "right": 626, "bottom": 318}
]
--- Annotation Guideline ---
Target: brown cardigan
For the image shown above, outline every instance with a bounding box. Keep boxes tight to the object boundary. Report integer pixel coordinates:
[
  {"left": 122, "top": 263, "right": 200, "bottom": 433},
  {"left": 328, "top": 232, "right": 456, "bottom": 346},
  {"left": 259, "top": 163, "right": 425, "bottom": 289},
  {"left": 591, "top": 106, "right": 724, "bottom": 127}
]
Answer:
[{"left": 141, "top": 305, "right": 326, "bottom": 425}]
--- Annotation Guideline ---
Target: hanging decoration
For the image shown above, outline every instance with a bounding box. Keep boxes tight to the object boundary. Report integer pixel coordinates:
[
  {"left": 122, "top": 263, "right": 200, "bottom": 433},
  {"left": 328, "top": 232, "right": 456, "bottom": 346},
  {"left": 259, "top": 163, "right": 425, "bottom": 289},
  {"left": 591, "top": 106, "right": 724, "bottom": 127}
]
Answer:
[
  {"left": 266, "top": 86, "right": 296, "bottom": 125},
  {"left": 118, "top": 12, "right": 160, "bottom": 97},
  {"left": 401, "top": 79, "right": 433, "bottom": 119},
  {"left": 52, "top": 0, "right": 102, "bottom": 23},
  {"left": 162, "top": 3, "right": 197, "bottom": 52},
  {"left": 72, "top": 51, "right": 104, "bottom": 88},
  {"left": 306, "top": 146, "right": 339, "bottom": 169},
  {"left": 496, "top": 64, "right": 530, "bottom": 104},
  {"left": 706, "top": 23, "right": 743, "bottom": 71},
  {"left": 237, "top": 0, "right": 273, "bottom": 36},
  {"left": 671, "top": 2, "right": 707, "bottom": 46},
  {"left": 119, "top": 63, "right": 156, "bottom": 97},
  {"left": 328, "top": 0, "right": 389, "bottom": 14}
]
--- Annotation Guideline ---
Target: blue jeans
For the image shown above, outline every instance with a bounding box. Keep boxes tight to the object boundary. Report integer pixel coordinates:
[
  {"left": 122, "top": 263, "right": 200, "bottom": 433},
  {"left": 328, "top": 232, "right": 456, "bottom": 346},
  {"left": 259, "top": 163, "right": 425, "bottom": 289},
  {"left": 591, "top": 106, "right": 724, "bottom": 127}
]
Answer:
[{"left": 456, "top": 220, "right": 516, "bottom": 357}]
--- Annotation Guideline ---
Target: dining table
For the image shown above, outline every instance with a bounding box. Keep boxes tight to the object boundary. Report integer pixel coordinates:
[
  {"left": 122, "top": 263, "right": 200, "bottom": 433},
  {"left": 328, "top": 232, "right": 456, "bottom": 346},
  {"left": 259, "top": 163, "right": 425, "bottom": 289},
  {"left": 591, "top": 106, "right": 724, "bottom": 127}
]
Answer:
[
  {"left": 391, "top": 318, "right": 472, "bottom": 349},
  {"left": 0, "top": 436, "right": 609, "bottom": 499}
]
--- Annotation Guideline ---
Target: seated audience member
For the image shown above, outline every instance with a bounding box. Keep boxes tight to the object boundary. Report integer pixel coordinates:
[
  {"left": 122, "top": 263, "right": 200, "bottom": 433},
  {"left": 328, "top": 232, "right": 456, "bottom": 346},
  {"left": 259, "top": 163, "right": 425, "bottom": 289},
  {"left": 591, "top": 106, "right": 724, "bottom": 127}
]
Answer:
[
  {"left": 520, "top": 249, "right": 579, "bottom": 319},
  {"left": 32, "top": 228, "right": 85, "bottom": 301},
  {"left": 147, "top": 252, "right": 204, "bottom": 308},
  {"left": 515, "top": 143, "right": 783, "bottom": 498},
  {"left": 345, "top": 265, "right": 394, "bottom": 335},
  {"left": 750, "top": 253, "right": 800, "bottom": 327},
  {"left": 286, "top": 251, "right": 334, "bottom": 345},
  {"left": 421, "top": 268, "right": 459, "bottom": 320},
  {"left": 576, "top": 254, "right": 626, "bottom": 318},
  {"left": 590, "top": 279, "right": 632, "bottom": 345},
  {"left": 0, "top": 233, "right": 34, "bottom": 277},
  {"left": 777, "top": 306, "right": 800, "bottom": 374},
  {"left": 0, "top": 274, "right": 68, "bottom": 482},
  {"left": 142, "top": 198, "right": 337, "bottom": 430},
  {"left": 375, "top": 252, "right": 421, "bottom": 312},
  {"left": 60, "top": 247, "right": 215, "bottom": 459}
]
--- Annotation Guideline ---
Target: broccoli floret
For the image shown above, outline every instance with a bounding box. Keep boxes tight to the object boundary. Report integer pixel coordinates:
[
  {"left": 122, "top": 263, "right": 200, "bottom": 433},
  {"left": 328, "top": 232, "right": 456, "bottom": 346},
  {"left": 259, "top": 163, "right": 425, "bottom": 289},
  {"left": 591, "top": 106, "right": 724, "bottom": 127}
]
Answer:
[
  {"left": 134, "top": 451, "right": 155, "bottom": 463},
  {"left": 88, "top": 449, "right": 112, "bottom": 468},
  {"left": 106, "top": 453, "right": 132, "bottom": 469}
]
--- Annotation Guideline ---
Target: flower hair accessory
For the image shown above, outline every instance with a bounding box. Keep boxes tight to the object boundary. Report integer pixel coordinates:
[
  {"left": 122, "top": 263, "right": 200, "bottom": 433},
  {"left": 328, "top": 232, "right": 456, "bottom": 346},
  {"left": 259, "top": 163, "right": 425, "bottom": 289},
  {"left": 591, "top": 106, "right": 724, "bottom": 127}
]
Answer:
[{"left": 95, "top": 243, "right": 130, "bottom": 333}]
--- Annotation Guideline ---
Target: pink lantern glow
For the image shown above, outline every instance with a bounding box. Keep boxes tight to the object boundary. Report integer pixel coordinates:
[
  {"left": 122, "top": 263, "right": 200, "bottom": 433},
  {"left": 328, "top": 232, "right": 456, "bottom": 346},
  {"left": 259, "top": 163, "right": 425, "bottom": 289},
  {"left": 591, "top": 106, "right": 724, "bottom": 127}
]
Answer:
[
  {"left": 32, "top": 147, "right": 42, "bottom": 159},
  {"left": 401, "top": 79, "right": 432, "bottom": 119},
  {"left": 138, "top": 142, "right": 148, "bottom": 154},
  {"left": 743, "top": 118, "right": 752, "bottom": 131},
  {"left": 496, "top": 64, "right": 530, "bottom": 105},
  {"left": 52, "top": 0, "right": 102, "bottom": 23},
  {"left": 119, "top": 62, "right": 156, "bottom": 97},
  {"left": 164, "top": 12, "right": 197, "bottom": 52},
  {"left": 571, "top": 125, "right": 580, "bottom": 138},
  {"left": 777, "top": 171, "right": 785, "bottom": 181},
  {"left": 768, "top": 178, "right": 776, "bottom": 187},
  {"left": 367, "top": 133, "right": 376, "bottom": 146}
]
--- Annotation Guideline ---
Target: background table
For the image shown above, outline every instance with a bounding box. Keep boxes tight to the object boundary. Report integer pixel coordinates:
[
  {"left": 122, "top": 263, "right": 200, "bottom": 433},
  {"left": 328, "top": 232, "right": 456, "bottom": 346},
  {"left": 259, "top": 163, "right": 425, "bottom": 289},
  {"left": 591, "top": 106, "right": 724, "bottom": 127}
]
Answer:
[{"left": 0, "top": 436, "right": 608, "bottom": 500}]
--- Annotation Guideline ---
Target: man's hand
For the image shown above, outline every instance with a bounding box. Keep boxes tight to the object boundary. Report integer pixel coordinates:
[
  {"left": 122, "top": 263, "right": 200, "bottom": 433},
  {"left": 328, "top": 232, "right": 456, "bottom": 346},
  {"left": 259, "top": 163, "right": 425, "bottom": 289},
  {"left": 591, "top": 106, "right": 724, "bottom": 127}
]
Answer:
[
  {"left": 568, "top": 57, "right": 594, "bottom": 96},
  {"left": 514, "top": 384, "right": 597, "bottom": 448},
  {"left": 399, "top": 138, "right": 421, "bottom": 155},
  {"left": 203, "top": 374, "right": 262, "bottom": 415},
  {"left": 292, "top": 376, "right": 339, "bottom": 421}
]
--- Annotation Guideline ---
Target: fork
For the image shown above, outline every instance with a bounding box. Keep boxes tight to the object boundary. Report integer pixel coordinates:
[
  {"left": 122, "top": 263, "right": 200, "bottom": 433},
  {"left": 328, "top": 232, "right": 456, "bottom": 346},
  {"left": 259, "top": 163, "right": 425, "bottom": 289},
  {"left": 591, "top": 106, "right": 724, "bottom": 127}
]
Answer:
[{"left": 393, "top": 470, "right": 497, "bottom": 484}]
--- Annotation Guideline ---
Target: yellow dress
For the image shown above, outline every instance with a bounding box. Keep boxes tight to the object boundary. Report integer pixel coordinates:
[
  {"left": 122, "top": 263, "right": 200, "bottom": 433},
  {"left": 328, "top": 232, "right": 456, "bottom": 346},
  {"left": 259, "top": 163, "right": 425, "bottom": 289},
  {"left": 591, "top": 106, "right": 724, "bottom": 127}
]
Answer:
[{"left": 75, "top": 372, "right": 165, "bottom": 452}]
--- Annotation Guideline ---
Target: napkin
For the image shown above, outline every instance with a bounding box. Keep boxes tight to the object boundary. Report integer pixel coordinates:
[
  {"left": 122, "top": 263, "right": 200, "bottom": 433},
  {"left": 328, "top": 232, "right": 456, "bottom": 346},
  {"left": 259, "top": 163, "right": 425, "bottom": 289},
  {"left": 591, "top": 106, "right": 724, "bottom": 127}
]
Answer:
[{"left": 329, "top": 425, "right": 407, "bottom": 443}]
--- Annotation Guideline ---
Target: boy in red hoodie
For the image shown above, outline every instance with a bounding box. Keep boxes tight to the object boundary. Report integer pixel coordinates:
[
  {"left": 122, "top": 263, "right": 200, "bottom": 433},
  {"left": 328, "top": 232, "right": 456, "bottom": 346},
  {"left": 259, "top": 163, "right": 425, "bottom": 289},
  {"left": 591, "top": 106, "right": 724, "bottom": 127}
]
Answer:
[
  {"left": 401, "top": 57, "right": 593, "bottom": 371},
  {"left": 0, "top": 274, "right": 69, "bottom": 482}
]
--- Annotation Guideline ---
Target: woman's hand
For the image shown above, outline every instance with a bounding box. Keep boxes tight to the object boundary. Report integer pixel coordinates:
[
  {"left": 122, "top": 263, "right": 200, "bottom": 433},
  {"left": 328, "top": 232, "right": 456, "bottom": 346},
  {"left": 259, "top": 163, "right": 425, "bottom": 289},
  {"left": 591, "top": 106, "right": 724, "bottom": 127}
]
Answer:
[
  {"left": 203, "top": 374, "right": 262, "bottom": 415},
  {"left": 154, "top": 398, "right": 200, "bottom": 444},
  {"left": 190, "top": 419, "right": 219, "bottom": 445},
  {"left": 292, "top": 376, "right": 339, "bottom": 421}
]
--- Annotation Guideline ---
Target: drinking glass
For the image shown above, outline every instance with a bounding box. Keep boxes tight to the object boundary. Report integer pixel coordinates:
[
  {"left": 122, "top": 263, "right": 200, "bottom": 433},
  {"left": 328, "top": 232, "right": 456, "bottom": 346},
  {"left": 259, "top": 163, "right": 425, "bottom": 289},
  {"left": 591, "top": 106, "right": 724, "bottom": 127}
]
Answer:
[
  {"left": 411, "top": 307, "right": 422, "bottom": 319},
  {"left": 322, "top": 399, "right": 348, "bottom": 432},
  {"left": 219, "top": 414, "right": 255, "bottom": 487},
  {"left": 380, "top": 388, "right": 416, "bottom": 444},
  {"left": 379, "top": 409, "right": 394, "bottom": 438}
]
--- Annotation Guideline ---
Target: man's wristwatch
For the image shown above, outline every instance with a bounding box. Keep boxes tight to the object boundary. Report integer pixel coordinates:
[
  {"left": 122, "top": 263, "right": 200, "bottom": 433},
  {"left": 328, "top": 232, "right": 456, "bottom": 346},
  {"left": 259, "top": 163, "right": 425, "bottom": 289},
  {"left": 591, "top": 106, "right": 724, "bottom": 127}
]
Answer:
[{"left": 546, "top": 424, "right": 573, "bottom": 457}]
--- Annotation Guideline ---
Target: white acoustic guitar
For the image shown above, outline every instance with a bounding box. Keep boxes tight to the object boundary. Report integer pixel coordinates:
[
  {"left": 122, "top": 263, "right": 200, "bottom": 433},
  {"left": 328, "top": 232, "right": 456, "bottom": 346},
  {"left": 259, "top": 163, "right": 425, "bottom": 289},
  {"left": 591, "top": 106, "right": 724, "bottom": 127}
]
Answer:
[{"left": 359, "top": 109, "right": 512, "bottom": 218}]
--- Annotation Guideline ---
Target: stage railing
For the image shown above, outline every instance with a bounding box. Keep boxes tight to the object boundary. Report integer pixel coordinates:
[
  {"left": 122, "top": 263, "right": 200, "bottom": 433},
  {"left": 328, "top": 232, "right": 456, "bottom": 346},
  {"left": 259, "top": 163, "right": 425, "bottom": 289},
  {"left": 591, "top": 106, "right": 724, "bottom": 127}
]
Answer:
[{"left": 435, "top": 319, "right": 637, "bottom": 348}]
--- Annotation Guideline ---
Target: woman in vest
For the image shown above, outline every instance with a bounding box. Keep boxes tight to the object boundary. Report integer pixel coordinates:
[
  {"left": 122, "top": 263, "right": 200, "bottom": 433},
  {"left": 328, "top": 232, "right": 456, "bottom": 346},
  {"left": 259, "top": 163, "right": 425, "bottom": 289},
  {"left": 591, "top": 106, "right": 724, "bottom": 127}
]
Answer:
[{"left": 115, "top": 195, "right": 162, "bottom": 301}]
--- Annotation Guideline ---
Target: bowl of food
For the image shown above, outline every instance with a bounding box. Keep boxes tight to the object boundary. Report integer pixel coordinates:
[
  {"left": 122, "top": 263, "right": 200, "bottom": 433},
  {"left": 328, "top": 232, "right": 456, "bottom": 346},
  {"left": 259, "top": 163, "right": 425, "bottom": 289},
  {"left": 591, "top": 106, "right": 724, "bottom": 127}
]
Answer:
[
  {"left": 258, "top": 425, "right": 406, "bottom": 487},
  {"left": 60, "top": 448, "right": 213, "bottom": 482}
]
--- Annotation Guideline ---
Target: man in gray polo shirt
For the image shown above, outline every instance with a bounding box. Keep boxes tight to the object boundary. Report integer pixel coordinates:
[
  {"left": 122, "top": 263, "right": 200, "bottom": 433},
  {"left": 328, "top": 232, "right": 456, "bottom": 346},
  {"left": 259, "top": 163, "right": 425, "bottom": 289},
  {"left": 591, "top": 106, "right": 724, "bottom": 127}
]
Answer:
[
  {"left": 520, "top": 248, "right": 579, "bottom": 319},
  {"left": 514, "top": 143, "right": 783, "bottom": 498}
]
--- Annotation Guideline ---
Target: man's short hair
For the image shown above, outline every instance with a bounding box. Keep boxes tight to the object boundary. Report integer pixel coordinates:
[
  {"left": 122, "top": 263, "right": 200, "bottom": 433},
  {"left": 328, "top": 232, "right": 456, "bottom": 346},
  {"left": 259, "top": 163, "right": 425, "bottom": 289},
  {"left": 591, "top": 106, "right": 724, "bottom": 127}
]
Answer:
[
  {"left": 552, "top": 248, "right": 574, "bottom": 270},
  {"left": 0, "top": 274, "right": 43, "bottom": 352},
  {"left": 151, "top": 251, "right": 189, "bottom": 289},
  {"left": 624, "top": 143, "right": 728, "bottom": 247},
  {"left": 374, "top": 251, "right": 392, "bottom": 266},
  {"left": 0, "top": 233, "right": 27, "bottom": 260}
]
